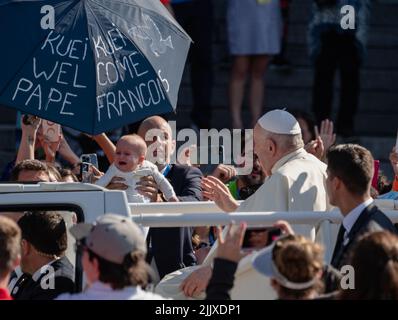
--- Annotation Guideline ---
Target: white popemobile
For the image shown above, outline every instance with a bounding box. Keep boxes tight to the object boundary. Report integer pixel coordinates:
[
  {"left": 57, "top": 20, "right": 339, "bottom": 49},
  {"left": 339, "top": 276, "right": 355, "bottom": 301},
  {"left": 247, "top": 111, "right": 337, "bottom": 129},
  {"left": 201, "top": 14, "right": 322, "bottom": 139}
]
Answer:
[{"left": 0, "top": 182, "right": 397, "bottom": 299}]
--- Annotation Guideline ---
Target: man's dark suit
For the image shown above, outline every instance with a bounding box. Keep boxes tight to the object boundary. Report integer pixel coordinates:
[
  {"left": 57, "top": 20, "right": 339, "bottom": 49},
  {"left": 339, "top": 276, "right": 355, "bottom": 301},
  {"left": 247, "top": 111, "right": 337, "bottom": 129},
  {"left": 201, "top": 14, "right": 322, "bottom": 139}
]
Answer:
[
  {"left": 331, "top": 204, "right": 398, "bottom": 270},
  {"left": 325, "top": 204, "right": 398, "bottom": 292},
  {"left": 11, "top": 256, "right": 75, "bottom": 300},
  {"left": 147, "top": 164, "right": 203, "bottom": 279}
]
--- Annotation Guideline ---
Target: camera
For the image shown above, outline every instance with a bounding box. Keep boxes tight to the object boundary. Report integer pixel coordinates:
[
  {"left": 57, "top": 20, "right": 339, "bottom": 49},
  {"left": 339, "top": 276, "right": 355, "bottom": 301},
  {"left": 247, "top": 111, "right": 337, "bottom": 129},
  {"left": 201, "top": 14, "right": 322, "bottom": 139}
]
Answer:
[
  {"left": 80, "top": 162, "right": 92, "bottom": 183},
  {"left": 242, "top": 227, "right": 282, "bottom": 249},
  {"left": 80, "top": 154, "right": 98, "bottom": 169},
  {"left": 41, "top": 120, "right": 61, "bottom": 143}
]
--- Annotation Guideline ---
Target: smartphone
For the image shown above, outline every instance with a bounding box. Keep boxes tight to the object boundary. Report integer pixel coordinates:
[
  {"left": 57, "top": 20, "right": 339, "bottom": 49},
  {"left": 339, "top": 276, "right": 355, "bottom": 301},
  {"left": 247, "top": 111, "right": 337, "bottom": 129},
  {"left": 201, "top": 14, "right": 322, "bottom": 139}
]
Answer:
[
  {"left": 80, "top": 162, "right": 93, "bottom": 183},
  {"left": 41, "top": 120, "right": 61, "bottom": 142},
  {"left": 242, "top": 227, "right": 282, "bottom": 249},
  {"left": 80, "top": 154, "right": 98, "bottom": 169}
]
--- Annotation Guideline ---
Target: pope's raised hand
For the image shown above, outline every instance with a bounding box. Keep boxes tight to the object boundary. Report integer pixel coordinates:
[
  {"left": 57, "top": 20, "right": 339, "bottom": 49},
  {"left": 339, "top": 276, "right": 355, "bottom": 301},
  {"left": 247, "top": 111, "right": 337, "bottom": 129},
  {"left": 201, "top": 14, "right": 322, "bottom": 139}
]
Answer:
[{"left": 201, "top": 176, "right": 239, "bottom": 212}]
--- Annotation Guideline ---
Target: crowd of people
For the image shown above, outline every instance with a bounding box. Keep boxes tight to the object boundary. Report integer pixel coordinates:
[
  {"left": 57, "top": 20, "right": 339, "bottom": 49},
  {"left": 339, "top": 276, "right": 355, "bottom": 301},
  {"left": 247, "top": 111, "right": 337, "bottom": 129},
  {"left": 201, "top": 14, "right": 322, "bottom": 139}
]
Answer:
[
  {"left": 0, "top": 107, "right": 398, "bottom": 300},
  {"left": 152, "top": 0, "right": 370, "bottom": 138},
  {"left": 0, "top": 0, "right": 397, "bottom": 302}
]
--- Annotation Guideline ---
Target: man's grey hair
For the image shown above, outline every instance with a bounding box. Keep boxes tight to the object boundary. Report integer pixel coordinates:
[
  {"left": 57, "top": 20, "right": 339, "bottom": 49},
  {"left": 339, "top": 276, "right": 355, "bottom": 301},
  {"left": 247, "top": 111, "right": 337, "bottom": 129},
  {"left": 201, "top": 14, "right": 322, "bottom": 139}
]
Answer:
[{"left": 267, "top": 132, "right": 304, "bottom": 152}]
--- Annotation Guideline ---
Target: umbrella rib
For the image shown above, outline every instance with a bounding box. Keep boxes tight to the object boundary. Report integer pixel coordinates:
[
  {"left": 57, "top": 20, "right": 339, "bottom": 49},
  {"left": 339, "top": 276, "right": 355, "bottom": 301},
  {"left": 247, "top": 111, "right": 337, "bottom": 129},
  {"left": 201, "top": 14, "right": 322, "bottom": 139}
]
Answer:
[
  {"left": 84, "top": 0, "right": 118, "bottom": 134},
  {"left": 86, "top": 0, "right": 175, "bottom": 107}
]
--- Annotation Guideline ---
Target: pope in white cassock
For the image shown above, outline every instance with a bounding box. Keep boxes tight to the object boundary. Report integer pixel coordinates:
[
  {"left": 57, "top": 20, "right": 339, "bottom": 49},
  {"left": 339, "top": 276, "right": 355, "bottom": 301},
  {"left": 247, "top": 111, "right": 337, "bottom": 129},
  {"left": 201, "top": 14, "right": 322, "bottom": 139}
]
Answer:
[
  {"left": 203, "top": 109, "right": 329, "bottom": 214},
  {"left": 155, "top": 109, "right": 331, "bottom": 300}
]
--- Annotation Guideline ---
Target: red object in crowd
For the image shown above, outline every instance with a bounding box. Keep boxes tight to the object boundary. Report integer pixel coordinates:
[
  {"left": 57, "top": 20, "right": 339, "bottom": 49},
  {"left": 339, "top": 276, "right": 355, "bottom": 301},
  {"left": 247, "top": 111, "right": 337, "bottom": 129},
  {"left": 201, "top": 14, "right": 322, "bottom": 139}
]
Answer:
[
  {"left": 160, "top": 0, "right": 170, "bottom": 4},
  {"left": 0, "top": 288, "right": 12, "bottom": 300},
  {"left": 372, "top": 160, "right": 380, "bottom": 191}
]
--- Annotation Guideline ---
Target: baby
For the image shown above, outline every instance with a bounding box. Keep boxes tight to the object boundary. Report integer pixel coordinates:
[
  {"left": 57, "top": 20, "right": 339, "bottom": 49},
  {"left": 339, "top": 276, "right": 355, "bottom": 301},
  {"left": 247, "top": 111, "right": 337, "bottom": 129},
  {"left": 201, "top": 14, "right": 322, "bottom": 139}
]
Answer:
[{"left": 96, "top": 134, "right": 178, "bottom": 203}]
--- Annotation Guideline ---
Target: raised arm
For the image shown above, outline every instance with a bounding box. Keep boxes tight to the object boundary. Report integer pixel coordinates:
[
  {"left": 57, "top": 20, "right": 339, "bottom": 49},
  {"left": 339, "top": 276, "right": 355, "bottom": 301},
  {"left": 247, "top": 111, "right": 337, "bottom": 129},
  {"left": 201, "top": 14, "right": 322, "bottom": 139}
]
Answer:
[
  {"left": 58, "top": 131, "right": 80, "bottom": 166},
  {"left": 16, "top": 116, "right": 41, "bottom": 164},
  {"left": 151, "top": 169, "right": 177, "bottom": 200},
  {"left": 92, "top": 133, "right": 116, "bottom": 163},
  {"left": 95, "top": 164, "right": 115, "bottom": 187}
]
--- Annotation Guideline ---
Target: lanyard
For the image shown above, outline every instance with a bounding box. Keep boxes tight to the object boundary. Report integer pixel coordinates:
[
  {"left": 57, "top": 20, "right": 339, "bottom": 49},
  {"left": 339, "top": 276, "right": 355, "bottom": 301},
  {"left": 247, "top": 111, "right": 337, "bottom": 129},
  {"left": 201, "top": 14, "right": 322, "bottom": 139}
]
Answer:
[{"left": 162, "top": 164, "right": 172, "bottom": 177}]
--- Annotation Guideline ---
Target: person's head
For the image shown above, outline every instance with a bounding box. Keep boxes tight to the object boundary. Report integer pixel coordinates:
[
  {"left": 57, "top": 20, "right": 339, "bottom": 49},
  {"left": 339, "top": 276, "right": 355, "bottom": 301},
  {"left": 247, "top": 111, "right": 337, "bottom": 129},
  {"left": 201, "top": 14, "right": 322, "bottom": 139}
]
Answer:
[
  {"left": 114, "top": 134, "right": 147, "bottom": 172},
  {"left": 10, "top": 159, "right": 50, "bottom": 182},
  {"left": 0, "top": 217, "right": 21, "bottom": 284},
  {"left": 59, "top": 168, "right": 79, "bottom": 182},
  {"left": 377, "top": 171, "right": 392, "bottom": 196},
  {"left": 17, "top": 211, "right": 67, "bottom": 274},
  {"left": 254, "top": 110, "right": 304, "bottom": 175},
  {"left": 253, "top": 234, "right": 324, "bottom": 300},
  {"left": 289, "top": 110, "right": 316, "bottom": 144},
  {"left": 137, "top": 116, "right": 176, "bottom": 170},
  {"left": 326, "top": 144, "right": 374, "bottom": 208},
  {"left": 237, "top": 134, "right": 265, "bottom": 186},
  {"left": 71, "top": 214, "right": 152, "bottom": 289},
  {"left": 339, "top": 231, "right": 398, "bottom": 300}
]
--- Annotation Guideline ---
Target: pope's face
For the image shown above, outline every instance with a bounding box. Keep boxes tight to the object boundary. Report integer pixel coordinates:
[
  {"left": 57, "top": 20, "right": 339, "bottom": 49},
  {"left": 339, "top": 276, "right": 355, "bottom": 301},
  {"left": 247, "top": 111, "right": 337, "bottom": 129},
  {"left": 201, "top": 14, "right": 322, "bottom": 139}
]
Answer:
[{"left": 253, "top": 124, "right": 273, "bottom": 175}]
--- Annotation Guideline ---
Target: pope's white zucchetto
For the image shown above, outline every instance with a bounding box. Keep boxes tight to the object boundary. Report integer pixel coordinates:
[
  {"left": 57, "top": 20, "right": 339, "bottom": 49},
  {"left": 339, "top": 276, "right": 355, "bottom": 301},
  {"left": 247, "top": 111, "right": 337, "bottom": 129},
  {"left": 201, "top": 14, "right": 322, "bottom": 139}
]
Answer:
[{"left": 257, "top": 109, "right": 301, "bottom": 135}]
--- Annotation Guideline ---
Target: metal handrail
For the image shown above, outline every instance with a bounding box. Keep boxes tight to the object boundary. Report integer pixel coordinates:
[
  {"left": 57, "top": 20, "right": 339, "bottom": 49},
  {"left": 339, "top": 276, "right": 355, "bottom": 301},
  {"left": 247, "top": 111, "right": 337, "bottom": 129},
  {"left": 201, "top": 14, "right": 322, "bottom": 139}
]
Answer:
[
  {"left": 129, "top": 201, "right": 237, "bottom": 214},
  {"left": 131, "top": 210, "right": 398, "bottom": 227},
  {"left": 129, "top": 199, "right": 398, "bottom": 215}
]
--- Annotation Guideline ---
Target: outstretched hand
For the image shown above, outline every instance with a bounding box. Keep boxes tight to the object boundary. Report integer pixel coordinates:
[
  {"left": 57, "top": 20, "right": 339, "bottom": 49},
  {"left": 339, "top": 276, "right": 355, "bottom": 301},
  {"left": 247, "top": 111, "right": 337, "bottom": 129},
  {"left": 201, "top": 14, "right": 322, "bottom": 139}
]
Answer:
[
  {"left": 211, "top": 164, "right": 237, "bottom": 184},
  {"left": 318, "top": 119, "right": 336, "bottom": 152},
  {"left": 201, "top": 176, "right": 239, "bottom": 212},
  {"left": 305, "top": 136, "right": 324, "bottom": 160},
  {"left": 216, "top": 222, "right": 247, "bottom": 263}
]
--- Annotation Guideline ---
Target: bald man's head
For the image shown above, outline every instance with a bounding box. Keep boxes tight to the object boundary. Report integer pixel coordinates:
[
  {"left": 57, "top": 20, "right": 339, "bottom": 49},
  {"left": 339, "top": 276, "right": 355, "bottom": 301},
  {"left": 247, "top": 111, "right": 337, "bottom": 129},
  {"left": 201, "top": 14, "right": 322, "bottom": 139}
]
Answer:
[
  {"left": 137, "top": 116, "right": 171, "bottom": 139},
  {"left": 136, "top": 116, "right": 175, "bottom": 169}
]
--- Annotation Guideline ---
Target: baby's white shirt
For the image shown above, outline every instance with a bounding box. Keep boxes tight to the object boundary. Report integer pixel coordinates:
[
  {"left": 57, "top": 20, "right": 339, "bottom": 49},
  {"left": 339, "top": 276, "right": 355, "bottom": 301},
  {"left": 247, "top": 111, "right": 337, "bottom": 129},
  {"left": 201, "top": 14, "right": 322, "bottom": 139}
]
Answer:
[{"left": 95, "top": 160, "right": 176, "bottom": 203}]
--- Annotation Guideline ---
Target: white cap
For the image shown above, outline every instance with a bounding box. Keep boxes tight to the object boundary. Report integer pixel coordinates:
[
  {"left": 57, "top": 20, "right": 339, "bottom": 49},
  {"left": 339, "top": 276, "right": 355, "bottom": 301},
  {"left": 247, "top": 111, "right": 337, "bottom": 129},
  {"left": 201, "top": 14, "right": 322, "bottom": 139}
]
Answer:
[{"left": 257, "top": 109, "right": 301, "bottom": 135}]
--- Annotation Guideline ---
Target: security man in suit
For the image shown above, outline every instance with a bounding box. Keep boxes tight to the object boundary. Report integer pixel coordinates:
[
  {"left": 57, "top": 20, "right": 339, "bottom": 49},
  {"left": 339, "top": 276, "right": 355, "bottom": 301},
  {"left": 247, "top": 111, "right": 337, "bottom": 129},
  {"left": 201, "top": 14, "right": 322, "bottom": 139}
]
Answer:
[
  {"left": 10, "top": 211, "right": 75, "bottom": 300},
  {"left": 325, "top": 144, "right": 398, "bottom": 290},
  {"left": 135, "top": 116, "right": 202, "bottom": 280}
]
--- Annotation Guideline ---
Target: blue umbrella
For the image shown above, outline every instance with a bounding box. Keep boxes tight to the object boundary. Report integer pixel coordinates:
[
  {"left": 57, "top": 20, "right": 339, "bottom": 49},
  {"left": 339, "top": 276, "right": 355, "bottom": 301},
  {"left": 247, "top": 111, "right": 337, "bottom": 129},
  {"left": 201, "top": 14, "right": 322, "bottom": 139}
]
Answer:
[{"left": 0, "top": 0, "right": 191, "bottom": 134}]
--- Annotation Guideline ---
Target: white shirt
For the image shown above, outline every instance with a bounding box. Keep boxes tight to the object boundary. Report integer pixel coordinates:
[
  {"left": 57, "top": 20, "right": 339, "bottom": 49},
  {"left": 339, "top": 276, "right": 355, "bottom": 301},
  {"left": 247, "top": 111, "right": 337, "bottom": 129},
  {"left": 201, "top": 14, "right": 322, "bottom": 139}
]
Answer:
[
  {"left": 95, "top": 160, "right": 176, "bottom": 203},
  {"left": 236, "top": 148, "right": 331, "bottom": 239},
  {"left": 342, "top": 198, "right": 374, "bottom": 235},
  {"left": 56, "top": 281, "right": 167, "bottom": 300},
  {"left": 237, "top": 148, "right": 330, "bottom": 213}
]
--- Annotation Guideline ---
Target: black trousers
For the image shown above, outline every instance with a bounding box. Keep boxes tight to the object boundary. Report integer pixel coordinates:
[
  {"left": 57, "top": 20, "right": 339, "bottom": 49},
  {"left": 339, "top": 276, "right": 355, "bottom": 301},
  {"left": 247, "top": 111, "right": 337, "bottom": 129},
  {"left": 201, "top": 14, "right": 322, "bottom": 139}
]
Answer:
[
  {"left": 172, "top": 0, "right": 213, "bottom": 129},
  {"left": 312, "top": 31, "right": 361, "bottom": 136}
]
